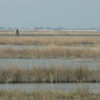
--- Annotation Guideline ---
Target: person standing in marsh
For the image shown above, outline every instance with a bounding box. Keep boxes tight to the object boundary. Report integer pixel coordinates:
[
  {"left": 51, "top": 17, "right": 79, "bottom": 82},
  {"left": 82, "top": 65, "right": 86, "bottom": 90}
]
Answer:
[{"left": 15, "top": 29, "right": 20, "bottom": 36}]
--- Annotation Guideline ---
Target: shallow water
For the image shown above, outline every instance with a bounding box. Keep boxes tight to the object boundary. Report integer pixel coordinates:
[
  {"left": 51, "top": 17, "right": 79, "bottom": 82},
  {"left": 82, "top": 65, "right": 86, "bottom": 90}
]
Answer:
[
  {"left": 0, "top": 58, "right": 100, "bottom": 69},
  {"left": 0, "top": 45, "right": 43, "bottom": 50},
  {"left": 0, "top": 45, "right": 99, "bottom": 50},
  {"left": 0, "top": 83, "right": 99, "bottom": 93},
  {"left": 1, "top": 35, "right": 100, "bottom": 37}
]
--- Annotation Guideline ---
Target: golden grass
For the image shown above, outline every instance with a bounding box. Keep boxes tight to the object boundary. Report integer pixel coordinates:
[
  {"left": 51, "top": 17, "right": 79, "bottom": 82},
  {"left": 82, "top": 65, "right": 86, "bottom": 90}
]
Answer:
[
  {"left": 0, "top": 36, "right": 100, "bottom": 46},
  {"left": 0, "top": 66, "right": 99, "bottom": 83},
  {"left": 0, "top": 47, "right": 100, "bottom": 59},
  {"left": 0, "top": 88, "right": 100, "bottom": 100}
]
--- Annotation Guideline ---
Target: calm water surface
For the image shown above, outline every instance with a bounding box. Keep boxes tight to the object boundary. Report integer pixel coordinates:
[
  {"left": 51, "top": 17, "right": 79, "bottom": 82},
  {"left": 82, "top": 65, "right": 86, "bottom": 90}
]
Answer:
[
  {"left": 0, "top": 45, "right": 100, "bottom": 50},
  {"left": 0, "top": 83, "right": 99, "bottom": 93},
  {"left": 1, "top": 35, "right": 100, "bottom": 37},
  {"left": 0, "top": 58, "right": 100, "bottom": 69}
]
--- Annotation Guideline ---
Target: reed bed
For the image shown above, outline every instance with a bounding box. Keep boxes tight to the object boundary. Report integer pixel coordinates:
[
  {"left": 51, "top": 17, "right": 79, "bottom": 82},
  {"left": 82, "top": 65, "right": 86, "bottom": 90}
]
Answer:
[
  {"left": 0, "top": 66, "right": 99, "bottom": 83},
  {"left": 0, "top": 37, "right": 100, "bottom": 46},
  {"left": 0, "top": 88, "right": 100, "bottom": 100},
  {"left": 0, "top": 47, "right": 100, "bottom": 59}
]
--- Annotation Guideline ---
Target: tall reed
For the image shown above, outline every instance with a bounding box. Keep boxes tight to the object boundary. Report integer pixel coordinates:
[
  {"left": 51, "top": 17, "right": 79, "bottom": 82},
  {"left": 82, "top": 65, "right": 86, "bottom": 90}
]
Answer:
[
  {"left": 0, "top": 88, "right": 100, "bottom": 100},
  {"left": 0, "top": 47, "right": 100, "bottom": 59},
  {"left": 0, "top": 66, "right": 99, "bottom": 83},
  {"left": 0, "top": 37, "right": 100, "bottom": 46}
]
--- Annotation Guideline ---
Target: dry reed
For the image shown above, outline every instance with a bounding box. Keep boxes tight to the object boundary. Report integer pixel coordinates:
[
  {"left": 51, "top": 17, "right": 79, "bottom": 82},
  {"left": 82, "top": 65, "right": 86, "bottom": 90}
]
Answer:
[
  {"left": 0, "top": 66, "right": 99, "bottom": 83},
  {"left": 0, "top": 88, "right": 100, "bottom": 100},
  {"left": 0, "top": 37, "right": 100, "bottom": 46},
  {"left": 0, "top": 47, "right": 100, "bottom": 59}
]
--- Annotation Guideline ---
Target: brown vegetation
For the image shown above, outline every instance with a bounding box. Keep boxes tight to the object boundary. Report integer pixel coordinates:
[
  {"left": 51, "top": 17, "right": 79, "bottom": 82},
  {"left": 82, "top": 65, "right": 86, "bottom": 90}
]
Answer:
[
  {"left": 0, "top": 47, "right": 100, "bottom": 59},
  {"left": 0, "top": 36, "right": 100, "bottom": 46},
  {"left": 0, "top": 66, "right": 99, "bottom": 83},
  {"left": 0, "top": 88, "right": 100, "bottom": 100}
]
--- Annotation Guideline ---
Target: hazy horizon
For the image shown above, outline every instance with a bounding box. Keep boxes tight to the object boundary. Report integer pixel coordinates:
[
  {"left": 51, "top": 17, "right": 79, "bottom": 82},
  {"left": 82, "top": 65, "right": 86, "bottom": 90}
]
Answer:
[{"left": 0, "top": 0, "right": 100, "bottom": 29}]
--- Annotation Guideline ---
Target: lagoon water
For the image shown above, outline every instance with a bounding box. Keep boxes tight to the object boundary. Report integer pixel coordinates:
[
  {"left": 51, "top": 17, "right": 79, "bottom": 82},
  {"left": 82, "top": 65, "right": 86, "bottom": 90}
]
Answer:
[
  {"left": 0, "top": 45, "right": 100, "bottom": 50},
  {"left": 1, "top": 34, "right": 100, "bottom": 37},
  {"left": 0, "top": 83, "right": 100, "bottom": 93},
  {"left": 0, "top": 58, "right": 100, "bottom": 69}
]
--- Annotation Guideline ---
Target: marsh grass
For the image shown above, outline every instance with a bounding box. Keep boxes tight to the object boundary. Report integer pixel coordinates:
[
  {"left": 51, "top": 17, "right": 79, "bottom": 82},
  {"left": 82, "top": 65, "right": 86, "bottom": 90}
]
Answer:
[
  {"left": 0, "top": 66, "right": 99, "bottom": 83},
  {"left": 0, "top": 47, "right": 100, "bottom": 59},
  {"left": 0, "top": 88, "right": 100, "bottom": 100},
  {"left": 0, "top": 37, "right": 100, "bottom": 46}
]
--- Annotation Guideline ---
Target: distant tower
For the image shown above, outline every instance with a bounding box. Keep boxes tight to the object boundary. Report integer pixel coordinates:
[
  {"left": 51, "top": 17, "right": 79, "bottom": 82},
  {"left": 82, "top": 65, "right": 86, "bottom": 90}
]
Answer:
[{"left": 15, "top": 29, "right": 20, "bottom": 36}]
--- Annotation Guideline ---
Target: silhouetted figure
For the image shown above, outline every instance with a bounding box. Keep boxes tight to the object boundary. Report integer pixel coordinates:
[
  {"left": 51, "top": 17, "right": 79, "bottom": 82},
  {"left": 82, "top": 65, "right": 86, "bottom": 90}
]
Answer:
[{"left": 15, "top": 29, "right": 20, "bottom": 36}]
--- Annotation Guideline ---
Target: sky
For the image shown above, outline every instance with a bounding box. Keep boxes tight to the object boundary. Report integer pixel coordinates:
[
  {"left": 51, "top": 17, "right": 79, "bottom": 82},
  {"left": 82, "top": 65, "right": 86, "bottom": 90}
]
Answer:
[{"left": 0, "top": 0, "right": 100, "bottom": 29}]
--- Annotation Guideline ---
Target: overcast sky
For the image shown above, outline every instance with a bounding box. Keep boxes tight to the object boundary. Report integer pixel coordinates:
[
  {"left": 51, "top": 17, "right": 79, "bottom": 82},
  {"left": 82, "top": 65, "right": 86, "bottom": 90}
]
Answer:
[{"left": 0, "top": 0, "right": 100, "bottom": 29}]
